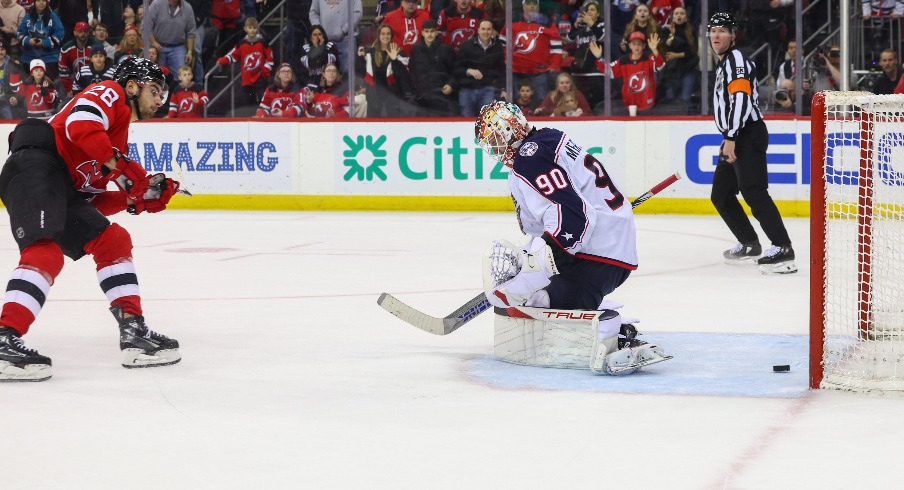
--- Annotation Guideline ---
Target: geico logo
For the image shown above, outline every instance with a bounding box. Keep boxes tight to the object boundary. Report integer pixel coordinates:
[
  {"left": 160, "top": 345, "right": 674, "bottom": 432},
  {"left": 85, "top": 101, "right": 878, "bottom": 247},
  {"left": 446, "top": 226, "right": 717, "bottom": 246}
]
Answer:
[
  {"left": 825, "top": 131, "right": 904, "bottom": 186},
  {"left": 684, "top": 132, "right": 803, "bottom": 185},
  {"left": 126, "top": 141, "right": 279, "bottom": 173}
]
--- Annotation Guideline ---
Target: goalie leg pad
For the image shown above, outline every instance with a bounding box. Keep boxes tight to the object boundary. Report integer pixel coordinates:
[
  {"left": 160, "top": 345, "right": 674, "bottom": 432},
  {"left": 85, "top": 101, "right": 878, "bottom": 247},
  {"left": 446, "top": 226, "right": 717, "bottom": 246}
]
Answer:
[{"left": 589, "top": 309, "right": 623, "bottom": 374}]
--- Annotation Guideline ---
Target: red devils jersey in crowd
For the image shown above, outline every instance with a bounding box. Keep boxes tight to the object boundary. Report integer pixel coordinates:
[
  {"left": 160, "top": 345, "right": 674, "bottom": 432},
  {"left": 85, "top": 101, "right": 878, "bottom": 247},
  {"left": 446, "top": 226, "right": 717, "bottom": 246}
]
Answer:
[
  {"left": 382, "top": 7, "right": 432, "bottom": 55},
  {"left": 47, "top": 80, "right": 132, "bottom": 193},
  {"left": 596, "top": 52, "right": 664, "bottom": 111},
  {"left": 168, "top": 82, "right": 209, "bottom": 118},
  {"left": 308, "top": 90, "right": 349, "bottom": 118},
  {"left": 59, "top": 41, "right": 91, "bottom": 93},
  {"left": 17, "top": 80, "right": 58, "bottom": 118},
  {"left": 437, "top": 5, "right": 484, "bottom": 54},
  {"left": 649, "top": 0, "right": 684, "bottom": 27},
  {"left": 501, "top": 17, "right": 563, "bottom": 75},
  {"left": 255, "top": 83, "right": 298, "bottom": 117},
  {"left": 211, "top": 0, "right": 242, "bottom": 30},
  {"left": 217, "top": 37, "right": 274, "bottom": 86}
]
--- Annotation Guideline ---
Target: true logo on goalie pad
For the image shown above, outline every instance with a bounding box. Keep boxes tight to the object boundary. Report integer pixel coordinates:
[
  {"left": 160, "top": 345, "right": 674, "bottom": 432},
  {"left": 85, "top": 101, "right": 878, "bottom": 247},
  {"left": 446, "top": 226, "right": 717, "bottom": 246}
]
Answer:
[{"left": 519, "top": 142, "right": 538, "bottom": 157}]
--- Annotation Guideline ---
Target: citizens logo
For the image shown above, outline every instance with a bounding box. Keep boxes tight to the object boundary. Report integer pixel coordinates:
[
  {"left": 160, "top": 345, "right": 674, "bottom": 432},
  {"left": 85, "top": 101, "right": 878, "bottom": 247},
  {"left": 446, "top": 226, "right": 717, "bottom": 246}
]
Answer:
[{"left": 343, "top": 135, "right": 388, "bottom": 181}]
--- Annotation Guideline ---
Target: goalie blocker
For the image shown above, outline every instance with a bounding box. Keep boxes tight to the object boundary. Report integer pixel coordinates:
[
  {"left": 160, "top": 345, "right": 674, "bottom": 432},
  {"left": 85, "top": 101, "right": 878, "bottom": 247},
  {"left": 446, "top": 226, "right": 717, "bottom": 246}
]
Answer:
[{"left": 494, "top": 301, "right": 672, "bottom": 375}]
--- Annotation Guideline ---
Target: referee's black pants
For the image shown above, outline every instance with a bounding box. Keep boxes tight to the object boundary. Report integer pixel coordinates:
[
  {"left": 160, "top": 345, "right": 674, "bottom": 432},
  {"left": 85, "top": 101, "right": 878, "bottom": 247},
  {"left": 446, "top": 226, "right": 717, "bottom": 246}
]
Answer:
[{"left": 710, "top": 120, "right": 792, "bottom": 247}]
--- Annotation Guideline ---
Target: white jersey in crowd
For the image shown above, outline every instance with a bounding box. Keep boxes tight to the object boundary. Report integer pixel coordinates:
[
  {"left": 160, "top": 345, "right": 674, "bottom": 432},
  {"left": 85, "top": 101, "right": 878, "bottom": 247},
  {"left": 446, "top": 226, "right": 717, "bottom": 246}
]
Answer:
[{"left": 509, "top": 127, "right": 638, "bottom": 270}]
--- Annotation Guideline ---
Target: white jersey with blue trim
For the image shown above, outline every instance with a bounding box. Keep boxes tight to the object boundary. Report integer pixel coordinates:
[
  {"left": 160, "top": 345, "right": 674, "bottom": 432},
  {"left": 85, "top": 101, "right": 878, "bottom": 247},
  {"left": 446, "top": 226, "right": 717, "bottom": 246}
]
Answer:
[{"left": 509, "top": 128, "right": 638, "bottom": 270}]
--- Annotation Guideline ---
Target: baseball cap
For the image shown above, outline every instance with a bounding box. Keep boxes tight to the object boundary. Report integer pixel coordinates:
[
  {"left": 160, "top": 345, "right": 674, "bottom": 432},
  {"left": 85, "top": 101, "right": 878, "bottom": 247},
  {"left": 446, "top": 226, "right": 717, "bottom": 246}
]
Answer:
[
  {"left": 30, "top": 59, "right": 46, "bottom": 73},
  {"left": 522, "top": 0, "right": 539, "bottom": 3},
  {"left": 90, "top": 43, "right": 106, "bottom": 56},
  {"left": 74, "top": 21, "right": 91, "bottom": 32},
  {"left": 628, "top": 31, "right": 646, "bottom": 43}
]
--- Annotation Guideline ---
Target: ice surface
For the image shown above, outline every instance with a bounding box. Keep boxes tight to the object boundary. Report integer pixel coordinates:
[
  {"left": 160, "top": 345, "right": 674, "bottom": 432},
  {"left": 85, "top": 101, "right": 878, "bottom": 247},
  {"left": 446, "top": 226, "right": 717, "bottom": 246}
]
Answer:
[{"left": 3, "top": 211, "right": 904, "bottom": 489}]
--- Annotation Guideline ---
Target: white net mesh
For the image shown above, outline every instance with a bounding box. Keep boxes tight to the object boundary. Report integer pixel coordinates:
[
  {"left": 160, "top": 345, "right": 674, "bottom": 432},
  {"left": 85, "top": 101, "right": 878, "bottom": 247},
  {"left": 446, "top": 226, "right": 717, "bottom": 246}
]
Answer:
[{"left": 819, "top": 92, "right": 904, "bottom": 394}]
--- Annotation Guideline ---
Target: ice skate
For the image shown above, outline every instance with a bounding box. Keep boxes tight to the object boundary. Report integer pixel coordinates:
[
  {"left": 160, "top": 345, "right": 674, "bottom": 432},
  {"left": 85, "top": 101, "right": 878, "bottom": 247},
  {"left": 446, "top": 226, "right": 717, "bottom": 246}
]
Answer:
[
  {"left": 604, "top": 324, "right": 673, "bottom": 375},
  {"left": 0, "top": 327, "right": 52, "bottom": 382},
  {"left": 756, "top": 245, "right": 798, "bottom": 275},
  {"left": 723, "top": 241, "right": 761, "bottom": 265},
  {"left": 111, "top": 307, "right": 181, "bottom": 368}
]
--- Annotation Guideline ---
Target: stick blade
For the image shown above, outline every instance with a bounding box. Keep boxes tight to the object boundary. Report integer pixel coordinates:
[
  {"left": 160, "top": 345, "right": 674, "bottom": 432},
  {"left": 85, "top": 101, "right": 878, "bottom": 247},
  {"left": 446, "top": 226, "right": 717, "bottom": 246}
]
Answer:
[{"left": 377, "top": 293, "right": 447, "bottom": 335}]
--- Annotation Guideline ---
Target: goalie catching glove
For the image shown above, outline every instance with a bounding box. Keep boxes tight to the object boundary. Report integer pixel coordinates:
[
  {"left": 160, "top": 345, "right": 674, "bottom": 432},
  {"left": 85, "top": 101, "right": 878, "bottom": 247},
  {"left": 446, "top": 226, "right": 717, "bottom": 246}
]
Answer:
[
  {"left": 483, "top": 236, "right": 559, "bottom": 308},
  {"left": 110, "top": 149, "right": 180, "bottom": 214}
]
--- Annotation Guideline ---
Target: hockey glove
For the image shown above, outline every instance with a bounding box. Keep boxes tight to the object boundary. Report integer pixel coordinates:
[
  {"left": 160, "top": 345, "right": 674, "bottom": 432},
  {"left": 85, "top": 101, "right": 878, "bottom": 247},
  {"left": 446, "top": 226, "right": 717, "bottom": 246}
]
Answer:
[
  {"left": 111, "top": 149, "right": 151, "bottom": 201},
  {"left": 128, "top": 174, "right": 181, "bottom": 215}
]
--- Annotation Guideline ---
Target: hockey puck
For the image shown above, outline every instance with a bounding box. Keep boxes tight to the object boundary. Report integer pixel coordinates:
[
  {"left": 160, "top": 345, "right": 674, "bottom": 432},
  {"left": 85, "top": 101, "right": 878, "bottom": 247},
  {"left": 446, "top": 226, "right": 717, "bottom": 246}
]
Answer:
[{"left": 773, "top": 365, "right": 790, "bottom": 373}]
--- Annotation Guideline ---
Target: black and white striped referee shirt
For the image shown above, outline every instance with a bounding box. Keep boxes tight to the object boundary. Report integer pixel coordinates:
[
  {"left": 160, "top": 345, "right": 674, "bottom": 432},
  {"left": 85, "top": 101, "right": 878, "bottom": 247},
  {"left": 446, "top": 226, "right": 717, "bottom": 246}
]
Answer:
[{"left": 713, "top": 47, "right": 762, "bottom": 140}]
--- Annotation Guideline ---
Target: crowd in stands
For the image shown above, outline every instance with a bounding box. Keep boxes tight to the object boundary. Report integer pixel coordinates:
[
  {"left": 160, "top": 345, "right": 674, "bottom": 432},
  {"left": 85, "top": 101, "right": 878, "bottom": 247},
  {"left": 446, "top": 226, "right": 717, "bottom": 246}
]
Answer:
[{"left": 0, "top": 1, "right": 897, "bottom": 120}]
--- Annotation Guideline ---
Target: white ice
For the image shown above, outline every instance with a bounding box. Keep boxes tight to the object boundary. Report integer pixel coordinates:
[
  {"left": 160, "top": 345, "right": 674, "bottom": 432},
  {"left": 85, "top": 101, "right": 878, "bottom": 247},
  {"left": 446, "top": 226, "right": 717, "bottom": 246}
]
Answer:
[{"left": 3, "top": 210, "right": 904, "bottom": 489}]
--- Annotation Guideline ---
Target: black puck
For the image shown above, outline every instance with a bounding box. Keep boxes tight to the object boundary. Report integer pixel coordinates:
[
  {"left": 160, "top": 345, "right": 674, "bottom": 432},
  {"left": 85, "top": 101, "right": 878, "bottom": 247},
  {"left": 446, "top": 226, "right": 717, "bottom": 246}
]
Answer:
[{"left": 773, "top": 365, "right": 790, "bottom": 372}]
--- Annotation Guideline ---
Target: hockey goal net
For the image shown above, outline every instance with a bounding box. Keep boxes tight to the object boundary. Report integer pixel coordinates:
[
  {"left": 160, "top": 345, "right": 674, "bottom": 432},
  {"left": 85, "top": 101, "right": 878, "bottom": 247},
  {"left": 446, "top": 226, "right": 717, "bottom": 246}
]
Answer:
[{"left": 811, "top": 91, "right": 904, "bottom": 395}]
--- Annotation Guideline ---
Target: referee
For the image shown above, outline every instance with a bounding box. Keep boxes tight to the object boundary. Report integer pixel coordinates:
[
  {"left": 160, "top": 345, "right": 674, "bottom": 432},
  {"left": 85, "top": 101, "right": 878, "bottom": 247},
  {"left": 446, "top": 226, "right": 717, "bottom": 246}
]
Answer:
[{"left": 708, "top": 12, "right": 797, "bottom": 275}]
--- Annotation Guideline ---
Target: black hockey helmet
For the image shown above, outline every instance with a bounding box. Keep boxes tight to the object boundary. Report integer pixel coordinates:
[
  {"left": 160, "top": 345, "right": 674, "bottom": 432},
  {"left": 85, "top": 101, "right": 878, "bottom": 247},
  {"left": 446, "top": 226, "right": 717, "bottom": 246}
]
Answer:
[
  {"left": 708, "top": 12, "right": 737, "bottom": 32},
  {"left": 114, "top": 56, "right": 166, "bottom": 91}
]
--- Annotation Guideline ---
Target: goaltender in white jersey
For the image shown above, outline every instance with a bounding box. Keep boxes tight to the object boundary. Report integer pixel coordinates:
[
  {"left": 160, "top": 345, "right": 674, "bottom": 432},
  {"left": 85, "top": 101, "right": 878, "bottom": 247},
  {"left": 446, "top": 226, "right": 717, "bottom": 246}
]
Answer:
[{"left": 475, "top": 101, "right": 670, "bottom": 374}]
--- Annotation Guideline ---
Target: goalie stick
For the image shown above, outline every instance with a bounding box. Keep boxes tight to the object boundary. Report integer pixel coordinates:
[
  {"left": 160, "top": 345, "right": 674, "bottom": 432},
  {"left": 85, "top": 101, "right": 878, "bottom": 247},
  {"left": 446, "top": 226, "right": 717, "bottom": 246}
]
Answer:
[{"left": 378, "top": 172, "right": 682, "bottom": 335}]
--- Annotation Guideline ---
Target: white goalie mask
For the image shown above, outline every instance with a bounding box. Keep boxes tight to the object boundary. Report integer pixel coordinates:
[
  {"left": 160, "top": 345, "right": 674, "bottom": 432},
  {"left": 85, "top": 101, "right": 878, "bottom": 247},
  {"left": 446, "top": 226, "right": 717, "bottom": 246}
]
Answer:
[{"left": 475, "top": 101, "right": 530, "bottom": 167}]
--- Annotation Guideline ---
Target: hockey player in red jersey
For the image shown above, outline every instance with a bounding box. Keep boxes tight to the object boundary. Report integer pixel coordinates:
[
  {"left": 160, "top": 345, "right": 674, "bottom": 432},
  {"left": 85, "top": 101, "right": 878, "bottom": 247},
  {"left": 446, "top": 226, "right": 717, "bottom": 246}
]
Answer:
[
  {"left": 474, "top": 100, "right": 671, "bottom": 374},
  {"left": 590, "top": 30, "right": 663, "bottom": 114},
  {"left": 0, "top": 57, "right": 182, "bottom": 382},
  {"left": 168, "top": 65, "right": 209, "bottom": 118}
]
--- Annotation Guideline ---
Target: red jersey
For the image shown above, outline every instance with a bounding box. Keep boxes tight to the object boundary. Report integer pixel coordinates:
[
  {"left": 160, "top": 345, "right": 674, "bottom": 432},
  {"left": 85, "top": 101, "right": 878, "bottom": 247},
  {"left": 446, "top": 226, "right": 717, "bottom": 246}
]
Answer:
[
  {"left": 650, "top": 0, "right": 684, "bottom": 27},
  {"left": 501, "top": 20, "right": 563, "bottom": 74},
  {"left": 59, "top": 40, "right": 91, "bottom": 93},
  {"left": 309, "top": 91, "right": 349, "bottom": 118},
  {"left": 382, "top": 8, "right": 432, "bottom": 55},
  {"left": 217, "top": 37, "right": 274, "bottom": 87},
  {"left": 47, "top": 80, "right": 133, "bottom": 193},
  {"left": 256, "top": 84, "right": 298, "bottom": 117},
  {"left": 17, "top": 81, "right": 58, "bottom": 118},
  {"left": 168, "top": 82, "right": 209, "bottom": 118},
  {"left": 596, "top": 52, "right": 664, "bottom": 111},
  {"left": 437, "top": 5, "right": 484, "bottom": 53},
  {"left": 211, "top": 0, "right": 242, "bottom": 30}
]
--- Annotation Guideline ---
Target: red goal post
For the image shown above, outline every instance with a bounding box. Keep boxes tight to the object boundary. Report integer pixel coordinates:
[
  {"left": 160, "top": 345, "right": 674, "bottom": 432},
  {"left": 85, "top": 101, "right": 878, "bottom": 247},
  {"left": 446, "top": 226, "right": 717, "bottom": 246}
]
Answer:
[{"left": 810, "top": 91, "right": 904, "bottom": 395}]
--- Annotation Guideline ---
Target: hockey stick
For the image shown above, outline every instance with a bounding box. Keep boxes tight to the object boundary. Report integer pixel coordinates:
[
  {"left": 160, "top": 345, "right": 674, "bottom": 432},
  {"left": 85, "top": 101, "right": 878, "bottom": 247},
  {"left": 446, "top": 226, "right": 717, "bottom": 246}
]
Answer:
[{"left": 378, "top": 172, "right": 682, "bottom": 335}]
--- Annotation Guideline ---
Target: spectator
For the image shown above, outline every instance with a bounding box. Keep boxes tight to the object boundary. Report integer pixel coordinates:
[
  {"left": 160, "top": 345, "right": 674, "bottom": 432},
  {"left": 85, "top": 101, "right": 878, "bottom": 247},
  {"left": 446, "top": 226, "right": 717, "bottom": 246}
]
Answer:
[
  {"left": 873, "top": 49, "right": 901, "bottom": 94},
  {"left": 0, "top": 0, "right": 25, "bottom": 60},
  {"left": 217, "top": 17, "right": 273, "bottom": 113},
  {"left": 428, "top": 0, "right": 452, "bottom": 21},
  {"left": 658, "top": 6, "right": 697, "bottom": 106},
  {"left": 59, "top": 20, "right": 91, "bottom": 98},
  {"left": 409, "top": 18, "right": 456, "bottom": 116},
  {"left": 55, "top": 0, "right": 90, "bottom": 44},
  {"left": 437, "top": 0, "right": 484, "bottom": 54},
  {"left": 649, "top": 0, "right": 682, "bottom": 27},
  {"left": 13, "top": 58, "right": 57, "bottom": 117},
  {"left": 145, "top": 44, "right": 174, "bottom": 118},
  {"left": 183, "top": 0, "right": 210, "bottom": 86},
  {"left": 93, "top": 0, "right": 125, "bottom": 39},
  {"left": 91, "top": 22, "right": 115, "bottom": 60},
  {"left": 501, "top": 0, "right": 562, "bottom": 100},
  {"left": 0, "top": 39, "right": 19, "bottom": 118},
  {"left": 122, "top": 5, "right": 136, "bottom": 29},
  {"left": 136, "top": 3, "right": 144, "bottom": 27},
  {"left": 807, "top": 44, "right": 843, "bottom": 92},
  {"left": 514, "top": 80, "right": 541, "bottom": 113},
  {"left": 482, "top": 0, "right": 505, "bottom": 32},
  {"left": 298, "top": 24, "right": 339, "bottom": 89},
  {"left": 619, "top": 3, "right": 659, "bottom": 54},
  {"left": 309, "top": 0, "right": 361, "bottom": 72},
  {"left": 374, "top": 0, "right": 400, "bottom": 25},
  {"left": 355, "top": 24, "right": 411, "bottom": 117},
  {"left": 298, "top": 64, "right": 350, "bottom": 118},
  {"left": 113, "top": 24, "right": 142, "bottom": 63},
  {"left": 17, "top": 0, "right": 63, "bottom": 79},
  {"left": 863, "top": 0, "right": 904, "bottom": 18},
  {"left": 554, "top": 92, "right": 583, "bottom": 116},
  {"left": 145, "top": 0, "right": 196, "bottom": 77},
  {"left": 71, "top": 43, "right": 114, "bottom": 94},
  {"left": 168, "top": 65, "right": 208, "bottom": 118},
  {"left": 210, "top": 0, "right": 241, "bottom": 41},
  {"left": 284, "top": 0, "right": 312, "bottom": 67},
  {"left": 591, "top": 30, "right": 663, "bottom": 115},
  {"left": 535, "top": 72, "right": 591, "bottom": 116},
  {"left": 610, "top": 0, "right": 641, "bottom": 57},
  {"left": 256, "top": 62, "right": 299, "bottom": 117},
  {"left": 775, "top": 40, "right": 796, "bottom": 91},
  {"left": 454, "top": 18, "right": 503, "bottom": 117},
  {"left": 567, "top": 0, "right": 606, "bottom": 111},
  {"left": 382, "top": 0, "right": 431, "bottom": 56}
]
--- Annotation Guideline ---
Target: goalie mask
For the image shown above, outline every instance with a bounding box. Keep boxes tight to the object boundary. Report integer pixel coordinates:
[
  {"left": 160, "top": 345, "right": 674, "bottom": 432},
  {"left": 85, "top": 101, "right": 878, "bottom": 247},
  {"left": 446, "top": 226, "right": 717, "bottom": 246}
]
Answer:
[{"left": 475, "top": 101, "right": 530, "bottom": 167}]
